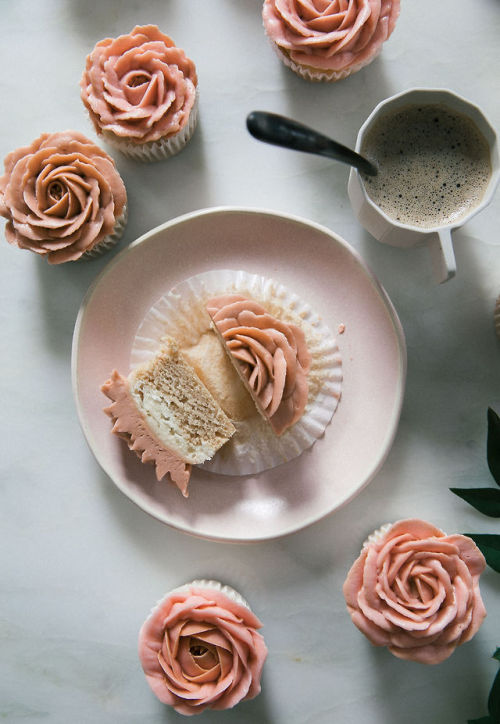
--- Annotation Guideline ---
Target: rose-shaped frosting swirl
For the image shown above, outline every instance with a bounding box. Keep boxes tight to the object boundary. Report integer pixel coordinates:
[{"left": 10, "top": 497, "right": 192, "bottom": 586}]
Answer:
[
  {"left": 206, "top": 295, "right": 311, "bottom": 435},
  {"left": 0, "top": 131, "right": 126, "bottom": 263},
  {"left": 81, "top": 25, "right": 197, "bottom": 143},
  {"left": 263, "top": 0, "right": 400, "bottom": 74},
  {"left": 343, "top": 519, "right": 487, "bottom": 664},
  {"left": 138, "top": 586, "right": 268, "bottom": 715}
]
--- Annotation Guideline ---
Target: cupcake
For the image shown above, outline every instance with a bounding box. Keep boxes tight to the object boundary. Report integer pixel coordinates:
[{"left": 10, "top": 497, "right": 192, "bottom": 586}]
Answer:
[
  {"left": 495, "top": 294, "right": 500, "bottom": 339},
  {"left": 343, "top": 519, "right": 487, "bottom": 664},
  {"left": 206, "top": 294, "right": 311, "bottom": 436},
  {"left": 262, "top": 0, "right": 400, "bottom": 82},
  {"left": 80, "top": 25, "right": 198, "bottom": 161},
  {"left": 0, "top": 131, "right": 127, "bottom": 263},
  {"left": 101, "top": 336, "right": 235, "bottom": 497},
  {"left": 130, "top": 269, "right": 343, "bottom": 476},
  {"left": 138, "top": 580, "right": 268, "bottom": 715}
]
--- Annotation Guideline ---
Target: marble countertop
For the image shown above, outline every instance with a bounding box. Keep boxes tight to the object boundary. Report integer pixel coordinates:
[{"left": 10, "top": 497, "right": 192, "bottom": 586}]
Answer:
[{"left": 1, "top": 1, "right": 499, "bottom": 722}]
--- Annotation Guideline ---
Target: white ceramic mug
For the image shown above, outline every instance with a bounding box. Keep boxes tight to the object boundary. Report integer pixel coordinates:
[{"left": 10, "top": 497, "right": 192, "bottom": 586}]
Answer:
[{"left": 348, "top": 88, "right": 500, "bottom": 283}]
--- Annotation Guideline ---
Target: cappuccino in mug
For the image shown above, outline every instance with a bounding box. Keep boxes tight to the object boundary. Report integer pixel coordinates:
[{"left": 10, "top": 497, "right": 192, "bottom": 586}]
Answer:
[{"left": 360, "top": 104, "right": 492, "bottom": 228}]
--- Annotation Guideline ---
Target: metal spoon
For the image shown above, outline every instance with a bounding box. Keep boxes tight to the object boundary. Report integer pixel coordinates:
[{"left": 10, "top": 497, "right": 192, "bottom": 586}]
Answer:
[{"left": 246, "top": 110, "right": 378, "bottom": 177}]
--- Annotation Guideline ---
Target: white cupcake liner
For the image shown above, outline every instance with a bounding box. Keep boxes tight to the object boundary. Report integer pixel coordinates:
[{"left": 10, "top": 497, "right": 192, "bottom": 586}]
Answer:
[
  {"left": 495, "top": 294, "right": 500, "bottom": 339},
  {"left": 362, "top": 523, "right": 394, "bottom": 550},
  {"left": 268, "top": 38, "right": 380, "bottom": 82},
  {"left": 79, "top": 205, "right": 128, "bottom": 261},
  {"left": 130, "top": 269, "right": 343, "bottom": 476},
  {"left": 102, "top": 92, "right": 199, "bottom": 162}
]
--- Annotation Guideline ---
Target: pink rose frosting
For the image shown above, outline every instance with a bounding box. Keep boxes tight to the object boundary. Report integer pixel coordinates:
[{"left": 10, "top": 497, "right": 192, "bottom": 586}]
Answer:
[
  {"left": 81, "top": 25, "right": 198, "bottom": 144},
  {"left": 206, "top": 295, "right": 311, "bottom": 435},
  {"left": 0, "top": 131, "right": 126, "bottom": 263},
  {"left": 263, "top": 0, "right": 400, "bottom": 76},
  {"left": 343, "top": 519, "right": 487, "bottom": 664},
  {"left": 138, "top": 585, "right": 268, "bottom": 715},
  {"left": 101, "top": 370, "right": 191, "bottom": 496}
]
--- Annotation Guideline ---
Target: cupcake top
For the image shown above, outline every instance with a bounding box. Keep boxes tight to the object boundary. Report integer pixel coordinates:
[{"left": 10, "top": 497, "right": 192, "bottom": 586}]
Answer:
[
  {"left": 138, "top": 583, "right": 268, "bottom": 715},
  {"left": 0, "top": 130, "right": 126, "bottom": 263},
  {"left": 263, "top": 0, "right": 400, "bottom": 76},
  {"left": 81, "top": 25, "right": 198, "bottom": 145},
  {"left": 343, "top": 519, "right": 487, "bottom": 664},
  {"left": 206, "top": 294, "right": 311, "bottom": 435}
]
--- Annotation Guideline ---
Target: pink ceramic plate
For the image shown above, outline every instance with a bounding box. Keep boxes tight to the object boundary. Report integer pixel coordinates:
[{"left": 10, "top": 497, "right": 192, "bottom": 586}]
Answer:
[{"left": 72, "top": 207, "right": 406, "bottom": 542}]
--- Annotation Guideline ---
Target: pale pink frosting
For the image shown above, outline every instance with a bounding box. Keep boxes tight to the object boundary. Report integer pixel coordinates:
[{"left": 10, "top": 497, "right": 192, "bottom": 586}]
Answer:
[
  {"left": 0, "top": 131, "right": 126, "bottom": 264},
  {"left": 206, "top": 295, "right": 311, "bottom": 435},
  {"left": 101, "top": 370, "right": 191, "bottom": 497},
  {"left": 81, "top": 25, "right": 197, "bottom": 144},
  {"left": 263, "top": 0, "right": 400, "bottom": 74},
  {"left": 343, "top": 519, "right": 487, "bottom": 664},
  {"left": 138, "top": 586, "right": 268, "bottom": 715}
]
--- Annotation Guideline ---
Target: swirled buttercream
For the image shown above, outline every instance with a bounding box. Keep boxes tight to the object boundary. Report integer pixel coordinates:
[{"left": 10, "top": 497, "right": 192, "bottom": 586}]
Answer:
[
  {"left": 81, "top": 25, "right": 198, "bottom": 145},
  {"left": 0, "top": 131, "right": 126, "bottom": 263},
  {"left": 206, "top": 295, "right": 311, "bottom": 435},
  {"left": 343, "top": 519, "right": 487, "bottom": 664},
  {"left": 138, "top": 584, "right": 267, "bottom": 714},
  {"left": 263, "top": 0, "right": 400, "bottom": 80},
  {"left": 101, "top": 370, "right": 191, "bottom": 496}
]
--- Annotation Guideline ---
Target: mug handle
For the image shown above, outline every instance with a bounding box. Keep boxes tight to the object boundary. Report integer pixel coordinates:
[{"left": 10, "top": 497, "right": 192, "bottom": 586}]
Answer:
[{"left": 427, "top": 229, "right": 457, "bottom": 284}]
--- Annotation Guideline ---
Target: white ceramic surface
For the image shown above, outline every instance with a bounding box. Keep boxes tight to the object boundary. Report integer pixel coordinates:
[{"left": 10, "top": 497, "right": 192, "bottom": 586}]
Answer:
[
  {"left": 348, "top": 88, "right": 500, "bottom": 284},
  {"left": 72, "top": 207, "right": 406, "bottom": 541}
]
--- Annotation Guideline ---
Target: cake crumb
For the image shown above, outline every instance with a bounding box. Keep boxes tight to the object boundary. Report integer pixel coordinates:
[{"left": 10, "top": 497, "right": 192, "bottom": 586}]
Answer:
[{"left": 338, "top": 323, "right": 346, "bottom": 334}]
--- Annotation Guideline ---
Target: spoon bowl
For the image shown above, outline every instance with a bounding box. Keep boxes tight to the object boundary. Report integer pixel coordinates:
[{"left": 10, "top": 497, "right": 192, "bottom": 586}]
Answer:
[{"left": 246, "top": 110, "right": 378, "bottom": 176}]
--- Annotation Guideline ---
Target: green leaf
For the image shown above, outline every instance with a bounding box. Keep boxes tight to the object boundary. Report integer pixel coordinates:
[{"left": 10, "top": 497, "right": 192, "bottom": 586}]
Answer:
[
  {"left": 450, "top": 488, "right": 500, "bottom": 517},
  {"left": 493, "top": 648, "right": 500, "bottom": 663},
  {"left": 488, "top": 667, "right": 500, "bottom": 721},
  {"left": 464, "top": 534, "right": 500, "bottom": 573},
  {"left": 487, "top": 407, "right": 500, "bottom": 487}
]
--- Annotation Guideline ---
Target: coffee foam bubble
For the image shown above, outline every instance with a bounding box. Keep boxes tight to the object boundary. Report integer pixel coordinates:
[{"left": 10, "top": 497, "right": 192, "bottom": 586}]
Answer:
[{"left": 361, "top": 104, "right": 491, "bottom": 228}]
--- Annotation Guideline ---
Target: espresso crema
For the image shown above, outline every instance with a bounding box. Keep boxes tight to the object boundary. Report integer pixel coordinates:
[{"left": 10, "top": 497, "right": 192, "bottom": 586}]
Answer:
[{"left": 361, "top": 104, "right": 492, "bottom": 228}]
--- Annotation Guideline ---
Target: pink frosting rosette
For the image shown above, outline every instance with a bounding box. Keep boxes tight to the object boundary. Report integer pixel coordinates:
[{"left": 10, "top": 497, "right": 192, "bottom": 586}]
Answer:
[
  {"left": 138, "top": 583, "right": 268, "bottom": 715},
  {"left": 263, "top": 0, "right": 400, "bottom": 81},
  {"left": 0, "top": 131, "right": 127, "bottom": 264},
  {"left": 343, "top": 519, "right": 487, "bottom": 664},
  {"left": 81, "top": 25, "right": 198, "bottom": 158},
  {"left": 206, "top": 294, "right": 311, "bottom": 435}
]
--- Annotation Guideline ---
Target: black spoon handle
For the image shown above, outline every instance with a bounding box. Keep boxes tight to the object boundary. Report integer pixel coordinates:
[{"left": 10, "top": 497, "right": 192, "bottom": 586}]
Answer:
[{"left": 246, "top": 110, "right": 377, "bottom": 177}]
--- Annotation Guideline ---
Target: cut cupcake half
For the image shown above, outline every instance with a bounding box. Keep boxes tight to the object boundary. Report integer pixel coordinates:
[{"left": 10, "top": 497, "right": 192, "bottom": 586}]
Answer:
[
  {"left": 206, "top": 294, "right": 311, "bottom": 436},
  {"left": 101, "top": 336, "right": 235, "bottom": 496}
]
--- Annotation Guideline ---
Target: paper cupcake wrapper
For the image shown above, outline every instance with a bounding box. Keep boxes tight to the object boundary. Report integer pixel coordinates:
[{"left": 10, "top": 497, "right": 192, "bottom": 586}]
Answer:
[
  {"left": 131, "top": 269, "right": 343, "bottom": 476},
  {"left": 362, "top": 523, "right": 394, "bottom": 550},
  {"left": 79, "top": 205, "right": 128, "bottom": 261},
  {"left": 268, "top": 39, "right": 380, "bottom": 82},
  {"left": 495, "top": 294, "right": 500, "bottom": 339},
  {"left": 102, "top": 93, "right": 199, "bottom": 162}
]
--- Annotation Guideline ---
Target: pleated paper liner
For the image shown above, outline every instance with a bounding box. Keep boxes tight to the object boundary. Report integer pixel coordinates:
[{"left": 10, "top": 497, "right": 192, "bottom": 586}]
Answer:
[{"left": 130, "top": 269, "right": 343, "bottom": 475}]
